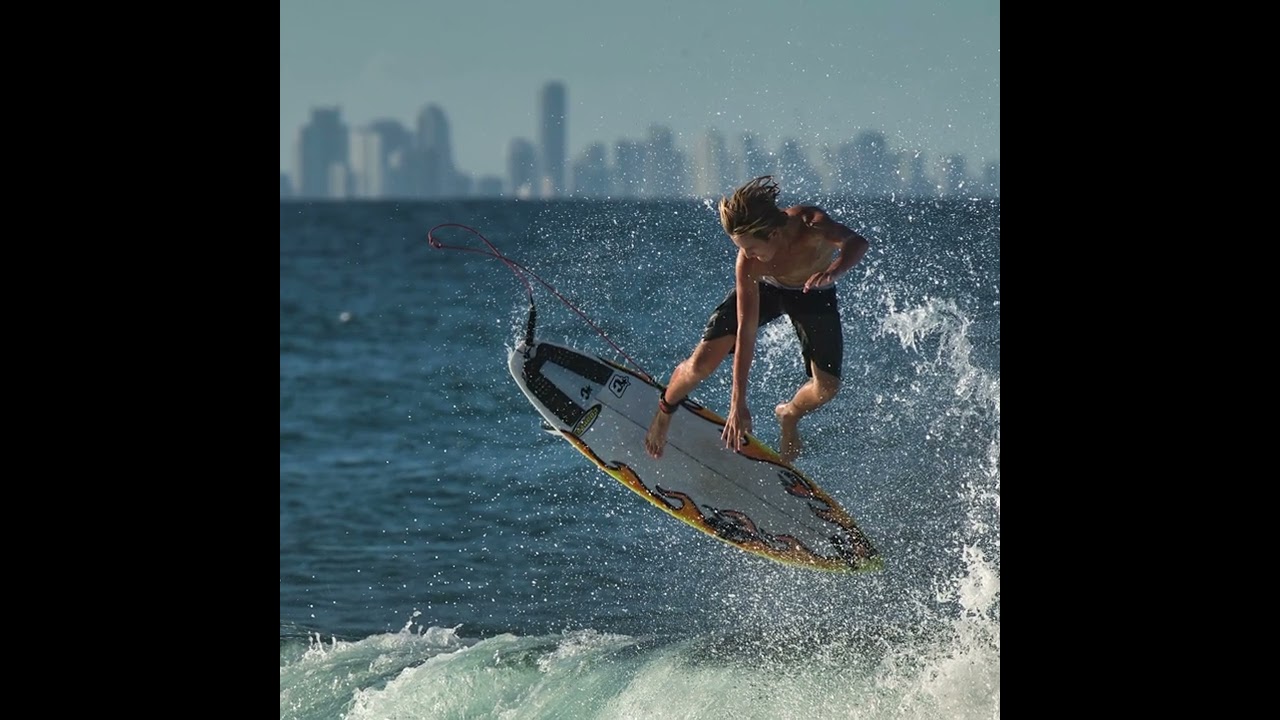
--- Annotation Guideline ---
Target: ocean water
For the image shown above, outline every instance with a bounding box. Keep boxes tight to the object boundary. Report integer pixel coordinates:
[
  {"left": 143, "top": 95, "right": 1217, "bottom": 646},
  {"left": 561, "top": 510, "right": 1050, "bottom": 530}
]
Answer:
[{"left": 280, "top": 197, "right": 1000, "bottom": 719}]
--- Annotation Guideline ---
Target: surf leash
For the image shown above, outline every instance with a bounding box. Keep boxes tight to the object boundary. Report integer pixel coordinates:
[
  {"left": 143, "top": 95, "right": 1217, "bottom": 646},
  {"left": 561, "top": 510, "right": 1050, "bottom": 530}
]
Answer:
[{"left": 426, "top": 223, "right": 656, "bottom": 384}]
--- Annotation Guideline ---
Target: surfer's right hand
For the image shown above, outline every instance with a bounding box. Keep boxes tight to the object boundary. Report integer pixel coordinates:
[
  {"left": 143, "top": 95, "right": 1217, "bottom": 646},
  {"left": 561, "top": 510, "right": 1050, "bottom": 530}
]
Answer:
[{"left": 722, "top": 404, "right": 752, "bottom": 451}]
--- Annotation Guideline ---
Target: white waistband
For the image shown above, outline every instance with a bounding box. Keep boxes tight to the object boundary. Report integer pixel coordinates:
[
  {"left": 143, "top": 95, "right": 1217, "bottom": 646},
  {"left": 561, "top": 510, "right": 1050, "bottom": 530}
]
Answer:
[{"left": 761, "top": 275, "right": 833, "bottom": 291}]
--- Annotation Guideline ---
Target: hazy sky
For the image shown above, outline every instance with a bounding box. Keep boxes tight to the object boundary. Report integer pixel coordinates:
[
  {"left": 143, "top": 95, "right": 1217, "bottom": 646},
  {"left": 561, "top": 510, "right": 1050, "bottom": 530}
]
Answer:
[{"left": 280, "top": 0, "right": 999, "bottom": 179}]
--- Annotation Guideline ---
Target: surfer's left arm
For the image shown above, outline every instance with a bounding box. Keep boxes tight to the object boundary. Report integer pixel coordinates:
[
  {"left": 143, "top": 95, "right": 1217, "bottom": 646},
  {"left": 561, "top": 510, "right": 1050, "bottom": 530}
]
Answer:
[
  {"left": 723, "top": 251, "right": 759, "bottom": 451},
  {"left": 802, "top": 209, "right": 870, "bottom": 293}
]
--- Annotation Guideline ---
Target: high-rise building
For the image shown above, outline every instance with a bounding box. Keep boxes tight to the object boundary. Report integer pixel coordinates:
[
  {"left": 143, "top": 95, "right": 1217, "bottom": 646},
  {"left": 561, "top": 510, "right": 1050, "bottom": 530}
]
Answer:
[
  {"left": 693, "top": 128, "right": 737, "bottom": 198},
  {"left": 904, "top": 151, "right": 935, "bottom": 198},
  {"left": 348, "top": 127, "right": 383, "bottom": 198},
  {"left": 570, "top": 142, "right": 610, "bottom": 197},
  {"left": 416, "top": 104, "right": 458, "bottom": 198},
  {"left": 642, "top": 125, "right": 688, "bottom": 199},
  {"left": 507, "top": 138, "right": 538, "bottom": 198},
  {"left": 982, "top": 161, "right": 1000, "bottom": 197},
  {"left": 294, "top": 107, "right": 348, "bottom": 199},
  {"left": 849, "top": 131, "right": 895, "bottom": 197},
  {"left": 741, "top": 132, "right": 772, "bottom": 180},
  {"left": 538, "top": 81, "right": 567, "bottom": 198},
  {"left": 940, "top": 154, "right": 969, "bottom": 196},
  {"left": 613, "top": 139, "right": 645, "bottom": 198},
  {"left": 777, "top": 139, "right": 822, "bottom": 198},
  {"left": 368, "top": 119, "right": 413, "bottom": 198},
  {"left": 475, "top": 176, "right": 504, "bottom": 197},
  {"left": 327, "top": 162, "right": 350, "bottom": 199},
  {"left": 828, "top": 131, "right": 894, "bottom": 197}
]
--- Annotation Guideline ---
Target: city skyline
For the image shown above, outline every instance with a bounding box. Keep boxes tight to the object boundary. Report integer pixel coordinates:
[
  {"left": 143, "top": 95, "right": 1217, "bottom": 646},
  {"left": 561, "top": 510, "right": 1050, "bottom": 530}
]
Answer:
[
  {"left": 283, "top": 83, "right": 998, "bottom": 201},
  {"left": 281, "top": 0, "right": 1000, "bottom": 179}
]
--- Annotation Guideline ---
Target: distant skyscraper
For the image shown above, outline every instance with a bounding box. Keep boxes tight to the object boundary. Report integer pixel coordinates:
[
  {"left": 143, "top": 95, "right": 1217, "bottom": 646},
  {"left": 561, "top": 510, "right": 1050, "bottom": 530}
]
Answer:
[
  {"left": 777, "top": 139, "right": 822, "bottom": 198},
  {"left": 830, "top": 135, "right": 909, "bottom": 197},
  {"left": 508, "top": 138, "right": 538, "bottom": 198},
  {"left": 850, "top": 131, "right": 894, "bottom": 197},
  {"left": 741, "top": 132, "right": 772, "bottom": 180},
  {"left": 832, "top": 141, "right": 857, "bottom": 196},
  {"left": 295, "top": 107, "right": 348, "bottom": 199},
  {"left": 368, "top": 119, "right": 413, "bottom": 198},
  {"left": 982, "top": 161, "right": 1000, "bottom": 197},
  {"left": 642, "top": 125, "right": 688, "bottom": 199},
  {"left": 538, "top": 81, "right": 567, "bottom": 198},
  {"left": 327, "top": 162, "right": 350, "bottom": 199},
  {"left": 386, "top": 149, "right": 413, "bottom": 198},
  {"left": 416, "top": 104, "right": 458, "bottom": 198},
  {"left": 693, "top": 128, "right": 736, "bottom": 198},
  {"left": 475, "top": 176, "right": 504, "bottom": 197},
  {"left": 905, "top": 151, "right": 935, "bottom": 198},
  {"left": 613, "top": 140, "right": 645, "bottom": 198},
  {"left": 280, "top": 173, "right": 293, "bottom": 199},
  {"left": 940, "top": 154, "right": 969, "bottom": 196},
  {"left": 348, "top": 127, "right": 383, "bottom": 198},
  {"left": 571, "top": 142, "right": 610, "bottom": 197}
]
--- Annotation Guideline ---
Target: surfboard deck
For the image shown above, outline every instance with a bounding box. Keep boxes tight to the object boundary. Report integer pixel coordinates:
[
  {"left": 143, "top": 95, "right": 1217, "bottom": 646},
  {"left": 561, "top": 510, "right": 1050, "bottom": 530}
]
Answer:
[{"left": 508, "top": 339, "right": 882, "bottom": 573}]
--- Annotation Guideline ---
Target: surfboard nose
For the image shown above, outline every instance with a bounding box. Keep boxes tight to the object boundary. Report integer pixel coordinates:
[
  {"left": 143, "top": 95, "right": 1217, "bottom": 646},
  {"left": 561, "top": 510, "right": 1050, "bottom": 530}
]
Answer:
[{"left": 508, "top": 342, "right": 536, "bottom": 381}]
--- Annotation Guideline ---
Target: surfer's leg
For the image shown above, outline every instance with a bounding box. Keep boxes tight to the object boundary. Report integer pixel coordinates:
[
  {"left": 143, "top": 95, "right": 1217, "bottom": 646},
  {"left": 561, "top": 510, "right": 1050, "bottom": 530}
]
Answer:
[
  {"left": 776, "top": 364, "right": 839, "bottom": 463},
  {"left": 778, "top": 293, "right": 843, "bottom": 462},
  {"left": 647, "top": 286, "right": 782, "bottom": 458},
  {"left": 645, "top": 335, "right": 735, "bottom": 458}
]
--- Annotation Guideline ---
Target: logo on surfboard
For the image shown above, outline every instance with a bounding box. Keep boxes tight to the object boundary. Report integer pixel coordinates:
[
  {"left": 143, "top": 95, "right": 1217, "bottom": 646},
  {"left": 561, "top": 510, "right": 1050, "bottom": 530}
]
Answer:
[
  {"left": 608, "top": 374, "right": 630, "bottom": 398},
  {"left": 573, "top": 404, "right": 602, "bottom": 436}
]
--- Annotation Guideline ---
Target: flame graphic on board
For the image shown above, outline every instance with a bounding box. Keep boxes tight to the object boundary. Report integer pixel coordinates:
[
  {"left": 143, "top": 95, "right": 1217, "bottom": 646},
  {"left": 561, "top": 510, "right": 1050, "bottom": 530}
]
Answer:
[{"left": 557, "top": 429, "right": 880, "bottom": 572}]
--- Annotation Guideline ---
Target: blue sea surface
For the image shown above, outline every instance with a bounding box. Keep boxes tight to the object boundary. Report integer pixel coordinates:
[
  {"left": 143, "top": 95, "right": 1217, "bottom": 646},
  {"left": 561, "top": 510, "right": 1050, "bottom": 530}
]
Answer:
[{"left": 280, "top": 197, "right": 1000, "bottom": 719}]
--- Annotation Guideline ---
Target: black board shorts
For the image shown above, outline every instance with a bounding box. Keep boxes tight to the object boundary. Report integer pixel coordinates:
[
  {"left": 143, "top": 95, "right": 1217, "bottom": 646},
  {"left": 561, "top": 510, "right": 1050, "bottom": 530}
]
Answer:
[{"left": 702, "top": 282, "right": 842, "bottom": 378}]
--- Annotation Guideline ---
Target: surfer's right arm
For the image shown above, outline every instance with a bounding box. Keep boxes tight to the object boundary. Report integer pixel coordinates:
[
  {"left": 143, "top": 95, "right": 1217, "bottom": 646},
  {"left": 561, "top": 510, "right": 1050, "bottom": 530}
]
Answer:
[{"left": 723, "top": 251, "right": 759, "bottom": 450}]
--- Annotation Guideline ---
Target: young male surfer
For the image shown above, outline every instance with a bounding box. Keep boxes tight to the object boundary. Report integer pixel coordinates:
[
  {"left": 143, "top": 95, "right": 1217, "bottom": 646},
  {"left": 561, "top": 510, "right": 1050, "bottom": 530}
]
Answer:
[{"left": 644, "top": 175, "right": 870, "bottom": 464}]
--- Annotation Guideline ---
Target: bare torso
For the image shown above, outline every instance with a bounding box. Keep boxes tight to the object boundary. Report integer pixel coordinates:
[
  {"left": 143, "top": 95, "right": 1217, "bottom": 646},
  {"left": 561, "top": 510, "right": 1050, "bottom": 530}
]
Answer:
[{"left": 744, "top": 206, "right": 840, "bottom": 287}]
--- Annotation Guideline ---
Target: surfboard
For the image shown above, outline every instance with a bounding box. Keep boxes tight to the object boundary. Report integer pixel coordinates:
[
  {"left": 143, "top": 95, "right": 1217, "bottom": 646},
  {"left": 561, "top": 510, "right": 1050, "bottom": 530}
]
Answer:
[{"left": 508, "top": 339, "right": 882, "bottom": 573}]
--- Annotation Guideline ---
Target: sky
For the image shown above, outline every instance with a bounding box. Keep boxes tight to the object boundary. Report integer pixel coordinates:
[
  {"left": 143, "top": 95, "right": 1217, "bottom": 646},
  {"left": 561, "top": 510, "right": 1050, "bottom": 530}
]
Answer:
[{"left": 280, "top": 0, "right": 999, "bottom": 179}]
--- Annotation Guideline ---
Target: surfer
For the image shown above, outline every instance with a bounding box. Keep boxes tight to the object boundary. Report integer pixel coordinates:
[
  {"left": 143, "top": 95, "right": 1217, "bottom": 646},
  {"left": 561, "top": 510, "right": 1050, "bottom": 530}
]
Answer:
[{"left": 644, "top": 175, "right": 870, "bottom": 463}]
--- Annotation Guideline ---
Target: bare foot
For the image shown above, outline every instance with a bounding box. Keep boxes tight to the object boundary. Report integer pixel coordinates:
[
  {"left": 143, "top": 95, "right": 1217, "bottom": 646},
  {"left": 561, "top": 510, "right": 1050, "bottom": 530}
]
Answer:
[
  {"left": 775, "top": 403, "right": 803, "bottom": 463},
  {"left": 645, "top": 410, "right": 673, "bottom": 458}
]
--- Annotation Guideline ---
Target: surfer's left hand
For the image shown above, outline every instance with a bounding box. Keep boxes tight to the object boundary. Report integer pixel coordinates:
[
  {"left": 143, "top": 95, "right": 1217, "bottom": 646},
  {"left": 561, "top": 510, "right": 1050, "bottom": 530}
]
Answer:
[
  {"left": 722, "top": 404, "right": 752, "bottom": 451},
  {"left": 804, "top": 271, "right": 836, "bottom": 293}
]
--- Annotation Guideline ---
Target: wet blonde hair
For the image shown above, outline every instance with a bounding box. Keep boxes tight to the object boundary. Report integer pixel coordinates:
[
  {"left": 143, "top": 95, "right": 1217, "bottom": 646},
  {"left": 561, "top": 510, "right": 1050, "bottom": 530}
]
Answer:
[{"left": 719, "top": 175, "right": 787, "bottom": 238}]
